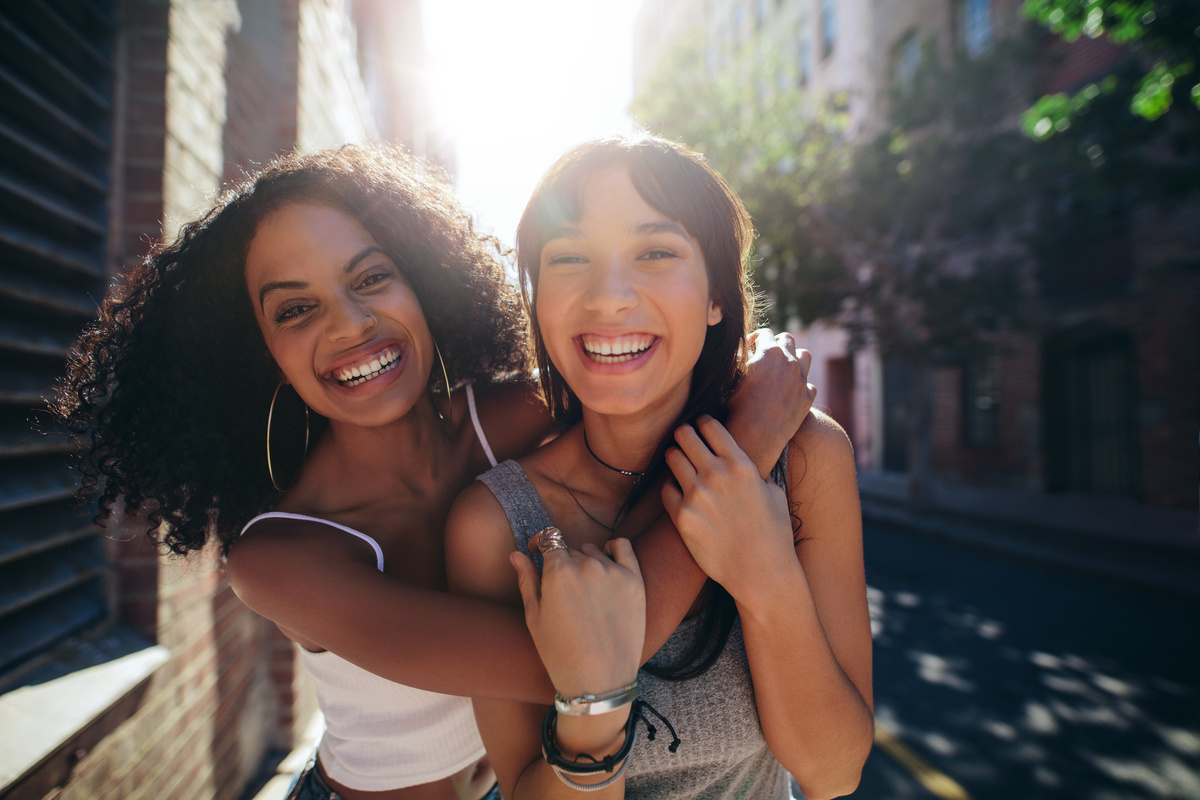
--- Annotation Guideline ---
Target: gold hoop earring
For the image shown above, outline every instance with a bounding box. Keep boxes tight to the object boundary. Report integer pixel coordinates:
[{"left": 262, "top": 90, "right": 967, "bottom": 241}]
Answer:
[
  {"left": 432, "top": 340, "right": 452, "bottom": 423},
  {"left": 267, "top": 381, "right": 310, "bottom": 492}
]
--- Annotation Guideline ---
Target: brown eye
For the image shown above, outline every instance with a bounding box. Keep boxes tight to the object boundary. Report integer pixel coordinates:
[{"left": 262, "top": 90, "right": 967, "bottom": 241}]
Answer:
[{"left": 274, "top": 302, "right": 311, "bottom": 323}]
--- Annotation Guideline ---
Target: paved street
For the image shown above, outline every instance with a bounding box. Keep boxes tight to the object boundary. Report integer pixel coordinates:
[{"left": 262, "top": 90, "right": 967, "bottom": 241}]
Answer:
[{"left": 843, "top": 519, "right": 1200, "bottom": 800}]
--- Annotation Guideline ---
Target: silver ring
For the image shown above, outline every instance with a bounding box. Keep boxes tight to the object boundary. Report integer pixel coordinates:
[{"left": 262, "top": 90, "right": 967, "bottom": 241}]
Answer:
[{"left": 530, "top": 526, "right": 568, "bottom": 556}]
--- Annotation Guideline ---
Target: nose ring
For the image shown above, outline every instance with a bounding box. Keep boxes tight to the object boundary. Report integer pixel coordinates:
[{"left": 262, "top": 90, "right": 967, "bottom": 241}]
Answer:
[{"left": 365, "top": 312, "right": 376, "bottom": 328}]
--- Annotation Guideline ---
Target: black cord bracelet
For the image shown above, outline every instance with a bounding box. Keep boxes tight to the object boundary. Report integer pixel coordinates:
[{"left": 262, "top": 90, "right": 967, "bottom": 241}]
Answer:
[{"left": 541, "top": 698, "right": 682, "bottom": 776}]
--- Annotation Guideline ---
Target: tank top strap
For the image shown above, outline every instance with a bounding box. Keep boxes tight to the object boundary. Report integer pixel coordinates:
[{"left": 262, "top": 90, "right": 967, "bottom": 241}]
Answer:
[
  {"left": 464, "top": 383, "right": 498, "bottom": 468},
  {"left": 474, "top": 460, "right": 555, "bottom": 572},
  {"left": 241, "top": 511, "right": 386, "bottom": 572},
  {"left": 769, "top": 446, "right": 788, "bottom": 490}
]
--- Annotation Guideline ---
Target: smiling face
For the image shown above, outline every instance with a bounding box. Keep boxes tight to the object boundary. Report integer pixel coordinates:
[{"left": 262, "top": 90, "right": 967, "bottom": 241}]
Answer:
[
  {"left": 244, "top": 203, "right": 435, "bottom": 428},
  {"left": 534, "top": 167, "right": 723, "bottom": 422}
]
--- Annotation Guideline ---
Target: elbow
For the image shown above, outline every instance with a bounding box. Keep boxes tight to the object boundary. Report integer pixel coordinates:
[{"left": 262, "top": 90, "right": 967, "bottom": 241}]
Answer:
[
  {"left": 787, "top": 723, "right": 873, "bottom": 800},
  {"left": 793, "top": 770, "right": 864, "bottom": 800}
]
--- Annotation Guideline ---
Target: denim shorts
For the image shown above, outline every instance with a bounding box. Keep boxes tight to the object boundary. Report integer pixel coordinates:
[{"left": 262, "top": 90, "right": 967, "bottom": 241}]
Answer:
[{"left": 285, "top": 755, "right": 502, "bottom": 800}]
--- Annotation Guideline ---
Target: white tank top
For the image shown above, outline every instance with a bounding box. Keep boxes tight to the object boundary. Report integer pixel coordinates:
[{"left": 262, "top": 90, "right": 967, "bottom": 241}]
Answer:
[{"left": 241, "top": 384, "right": 498, "bottom": 790}]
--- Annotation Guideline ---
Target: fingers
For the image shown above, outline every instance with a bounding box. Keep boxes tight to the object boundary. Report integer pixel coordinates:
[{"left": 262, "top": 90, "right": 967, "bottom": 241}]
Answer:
[
  {"left": 793, "top": 343, "right": 812, "bottom": 375},
  {"left": 774, "top": 330, "right": 797, "bottom": 359},
  {"left": 672, "top": 420, "right": 715, "bottom": 465},
  {"left": 665, "top": 443, "right": 698, "bottom": 490},
  {"left": 674, "top": 415, "right": 748, "bottom": 465},
  {"left": 603, "top": 537, "right": 642, "bottom": 582},
  {"left": 509, "top": 550, "right": 541, "bottom": 611},
  {"left": 746, "top": 328, "right": 770, "bottom": 360},
  {"left": 691, "top": 415, "right": 741, "bottom": 459},
  {"left": 661, "top": 479, "right": 683, "bottom": 519}
]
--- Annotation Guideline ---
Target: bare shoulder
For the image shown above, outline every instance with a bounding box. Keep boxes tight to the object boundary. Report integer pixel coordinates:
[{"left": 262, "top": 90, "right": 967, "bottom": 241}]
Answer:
[
  {"left": 786, "top": 409, "right": 859, "bottom": 524},
  {"left": 226, "top": 517, "right": 380, "bottom": 625},
  {"left": 471, "top": 379, "right": 556, "bottom": 463},
  {"left": 444, "top": 480, "right": 522, "bottom": 606},
  {"left": 789, "top": 409, "right": 854, "bottom": 478}
]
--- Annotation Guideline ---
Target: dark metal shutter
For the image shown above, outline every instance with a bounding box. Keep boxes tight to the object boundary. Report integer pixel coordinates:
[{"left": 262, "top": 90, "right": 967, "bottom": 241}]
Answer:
[{"left": 0, "top": 2, "right": 117, "bottom": 678}]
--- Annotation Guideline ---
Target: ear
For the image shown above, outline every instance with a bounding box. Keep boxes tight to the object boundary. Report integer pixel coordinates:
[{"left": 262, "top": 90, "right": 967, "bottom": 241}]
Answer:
[{"left": 707, "top": 300, "right": 723, "bottom": 327}]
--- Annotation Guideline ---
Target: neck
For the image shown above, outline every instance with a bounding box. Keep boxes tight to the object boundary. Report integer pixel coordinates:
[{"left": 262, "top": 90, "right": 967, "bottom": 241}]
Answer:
[
  {"left": 318, "top": 392, "right": 451, "bottom": 488},
  {"left": 576, "top": 390, "right": 689, "bottom": 491}
]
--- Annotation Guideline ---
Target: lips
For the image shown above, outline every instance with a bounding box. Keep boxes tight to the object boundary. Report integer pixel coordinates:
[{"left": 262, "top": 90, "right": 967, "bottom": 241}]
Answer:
[
  {"left": 330, "top": 345, "right": 402, "bottom": 386},
  {"left": 579, "top": 333, "right": 657, "bottom": 364}
]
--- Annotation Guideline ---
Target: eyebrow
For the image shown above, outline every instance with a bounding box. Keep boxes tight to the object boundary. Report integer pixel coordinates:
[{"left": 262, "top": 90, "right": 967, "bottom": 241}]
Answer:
[
  {"left": 258, "top": 245, "right": 387, "bottom": 309},
  {"left": 635, "top": 221, "right": 690, "bottom": 239},
  {"left": 547, "top": 221, "right": 691, "bottom": 241}
]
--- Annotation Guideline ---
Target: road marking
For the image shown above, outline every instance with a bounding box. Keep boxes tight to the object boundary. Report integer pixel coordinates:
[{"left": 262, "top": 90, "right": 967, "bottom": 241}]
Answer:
[{"left": 873, "top": 722, "right": 976, "bottom": 800}]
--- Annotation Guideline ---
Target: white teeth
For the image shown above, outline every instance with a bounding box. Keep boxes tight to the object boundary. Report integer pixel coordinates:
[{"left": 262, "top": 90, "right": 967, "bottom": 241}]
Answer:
[
  {"left": 334, "top": 348, "right": 400, "bottom": 385},
  {"left": 580, "top": 335, "right": 655, "bottom": 363}
]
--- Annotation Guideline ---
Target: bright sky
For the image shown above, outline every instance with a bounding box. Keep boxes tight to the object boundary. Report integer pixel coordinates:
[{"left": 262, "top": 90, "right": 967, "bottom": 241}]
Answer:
[{"left": 422, "top": 0, "right": 647, "bottom": 247}]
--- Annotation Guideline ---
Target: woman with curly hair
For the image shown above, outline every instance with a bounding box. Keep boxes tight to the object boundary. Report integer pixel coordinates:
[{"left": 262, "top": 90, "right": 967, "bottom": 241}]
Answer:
[
  {"left": 54, "top": 145, "right": 813, "bottom": 800},
  {"left": 445, "top": 134, "right": 873, "bottom": 800}
]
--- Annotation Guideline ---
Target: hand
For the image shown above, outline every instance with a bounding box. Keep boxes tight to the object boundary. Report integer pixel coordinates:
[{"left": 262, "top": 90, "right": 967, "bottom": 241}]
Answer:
[
  {"left": 510, "top": 538, "right": 645, "bottom": 699},
  {"left": 726, "top": 329, "right": 816, "bottom": 475},
  {"left": 662, "top": 416, "right": 796, "bottom": 597}
]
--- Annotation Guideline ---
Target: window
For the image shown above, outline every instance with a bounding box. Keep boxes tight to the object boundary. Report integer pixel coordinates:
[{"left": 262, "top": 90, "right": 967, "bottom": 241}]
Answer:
[
  {"left": 797, "top": 18, "right": 813, "bottom": 86},
  {"left": 894, "top": 32, "right": 921, "bottom": 93},
  {"left": 820, "top": 0, "right": 836, "bottom": 59},
  {"left": 963, "top": 349, "right": 1001, "bottom": 446},
  {"left": 756, "top": 0, "right": 771, "bottom": 29},
  {"left": 0, "top": 2, "right": 116, "bottom": 680},
  {"left": 1043, "top": 330, "right": 1140, "bottom": 496},
  {"left": 958, "top": 0, "right": 993, "bottom": 57}
]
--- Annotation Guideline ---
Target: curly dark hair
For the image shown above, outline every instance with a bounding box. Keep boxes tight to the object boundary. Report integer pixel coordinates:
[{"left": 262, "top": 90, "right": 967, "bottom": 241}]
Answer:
[{"left": 54, "top": 145, "right": 528, "bottom": 557}]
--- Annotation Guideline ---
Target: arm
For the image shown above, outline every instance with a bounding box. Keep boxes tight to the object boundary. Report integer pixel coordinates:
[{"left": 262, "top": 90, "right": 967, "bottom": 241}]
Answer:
[
  {"left": 627, "top": 329, "right": 817, "bottom": 654},
  {"left": 446, "top": 487, "right": 644, "bottom": 799},
  {"left": 662, "top": 412, "right": 874, "bottom": 800},
  {"left": 226, "top": 521, "right": 555, "bottom": 703},
  {"left": 484, "top": 331, "right": 816, "bottom": 662}
]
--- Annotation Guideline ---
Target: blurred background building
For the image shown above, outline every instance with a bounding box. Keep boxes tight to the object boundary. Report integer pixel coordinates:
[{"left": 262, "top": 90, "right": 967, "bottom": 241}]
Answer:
[
  {"left": 634, "top": 0, "right": 1198, "bottom": 534},
  {"left": 0, "top": 1, "right": 446, "bottom": 798}
]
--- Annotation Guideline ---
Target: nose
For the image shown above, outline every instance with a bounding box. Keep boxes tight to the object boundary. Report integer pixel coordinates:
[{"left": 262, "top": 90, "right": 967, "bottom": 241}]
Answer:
[
  {"left": 327, "top": 296, "right": 376, "bottom": 342},
  {"left": 581, "top": 258, "right": 638, "bottom": 316}
]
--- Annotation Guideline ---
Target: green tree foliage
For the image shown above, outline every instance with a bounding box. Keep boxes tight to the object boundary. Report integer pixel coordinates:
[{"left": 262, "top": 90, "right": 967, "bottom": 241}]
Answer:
[
  {"left": 633, "top": 14, "right": 1197, "bottom": 505},
  {"left": 1022, "top": 0, "right": 1200, "bottom": 135},
  {"left": 634, "top": 36, "right": 1043, "bottom": 507},
  {"left": 631, "top": 38, "right": 850, "bottom": 326}
]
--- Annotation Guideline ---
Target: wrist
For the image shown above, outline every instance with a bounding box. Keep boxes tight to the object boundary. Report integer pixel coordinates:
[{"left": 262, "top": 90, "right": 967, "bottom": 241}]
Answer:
[
  {"left": 728, "top": 557, "right": 807, "bottom": 621},
  {"left": 723, "top": 414, "right": 776, "bottom": 479},
  {"left": 552, "top": 708, "right": 632, "bottom": 759}
]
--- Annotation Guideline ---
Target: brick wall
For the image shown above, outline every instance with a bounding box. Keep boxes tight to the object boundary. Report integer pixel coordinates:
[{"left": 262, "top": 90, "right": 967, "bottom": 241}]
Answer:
[
  {"left": 296, "top": 0, "right": 377, "bottom": 152},
  {"left": 1131, "top": 201, "right": 1200, "bottom": 508},
  {"left": 930, "top": 335, "right": 1043, "bottom": 492},
  {"left": 30, "top": 0, "right": 409, "bottom": 797}
]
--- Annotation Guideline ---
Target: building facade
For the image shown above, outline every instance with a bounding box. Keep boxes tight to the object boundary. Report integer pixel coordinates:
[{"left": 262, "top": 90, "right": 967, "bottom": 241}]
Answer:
[
  {"left": 0, "top": 2, "right": 438, "bottom": 798},
  {"left": 633, "top": 0, "right": 1199, "bottom": 526}
]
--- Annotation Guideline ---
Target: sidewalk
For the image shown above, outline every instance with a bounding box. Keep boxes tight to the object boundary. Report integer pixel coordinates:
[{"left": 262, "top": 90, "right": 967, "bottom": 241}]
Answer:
[
  {"left": 240, "top": 713, "right": 323, "bottom": 800},
  {"left": 858, "top": 471, "right": 1200, "bottom": 599}
]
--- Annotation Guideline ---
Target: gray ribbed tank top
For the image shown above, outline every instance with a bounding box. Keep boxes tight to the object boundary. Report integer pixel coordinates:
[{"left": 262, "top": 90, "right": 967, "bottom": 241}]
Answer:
[{"left": 476, "top": 457, "right": 792, "bottom": 800}]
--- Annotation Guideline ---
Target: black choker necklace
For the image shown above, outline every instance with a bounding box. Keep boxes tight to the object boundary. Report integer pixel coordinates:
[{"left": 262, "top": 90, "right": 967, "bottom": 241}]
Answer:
[{"left": 583, "top": 431, "right": 646, "bottom": 479}]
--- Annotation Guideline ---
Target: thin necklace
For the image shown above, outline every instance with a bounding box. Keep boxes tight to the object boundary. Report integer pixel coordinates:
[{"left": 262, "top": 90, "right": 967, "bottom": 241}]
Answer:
[
  {"left": 583, "top": 430, "right": 646, "bottom": 479},
  {"left": 564, "top": 484, "right": 621, "bottom": 534}
]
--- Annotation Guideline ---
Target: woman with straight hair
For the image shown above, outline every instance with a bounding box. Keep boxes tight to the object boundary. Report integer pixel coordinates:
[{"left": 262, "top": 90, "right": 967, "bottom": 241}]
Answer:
[{"left": 447, "top": 134, "right": 873, "bottom": 800}]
